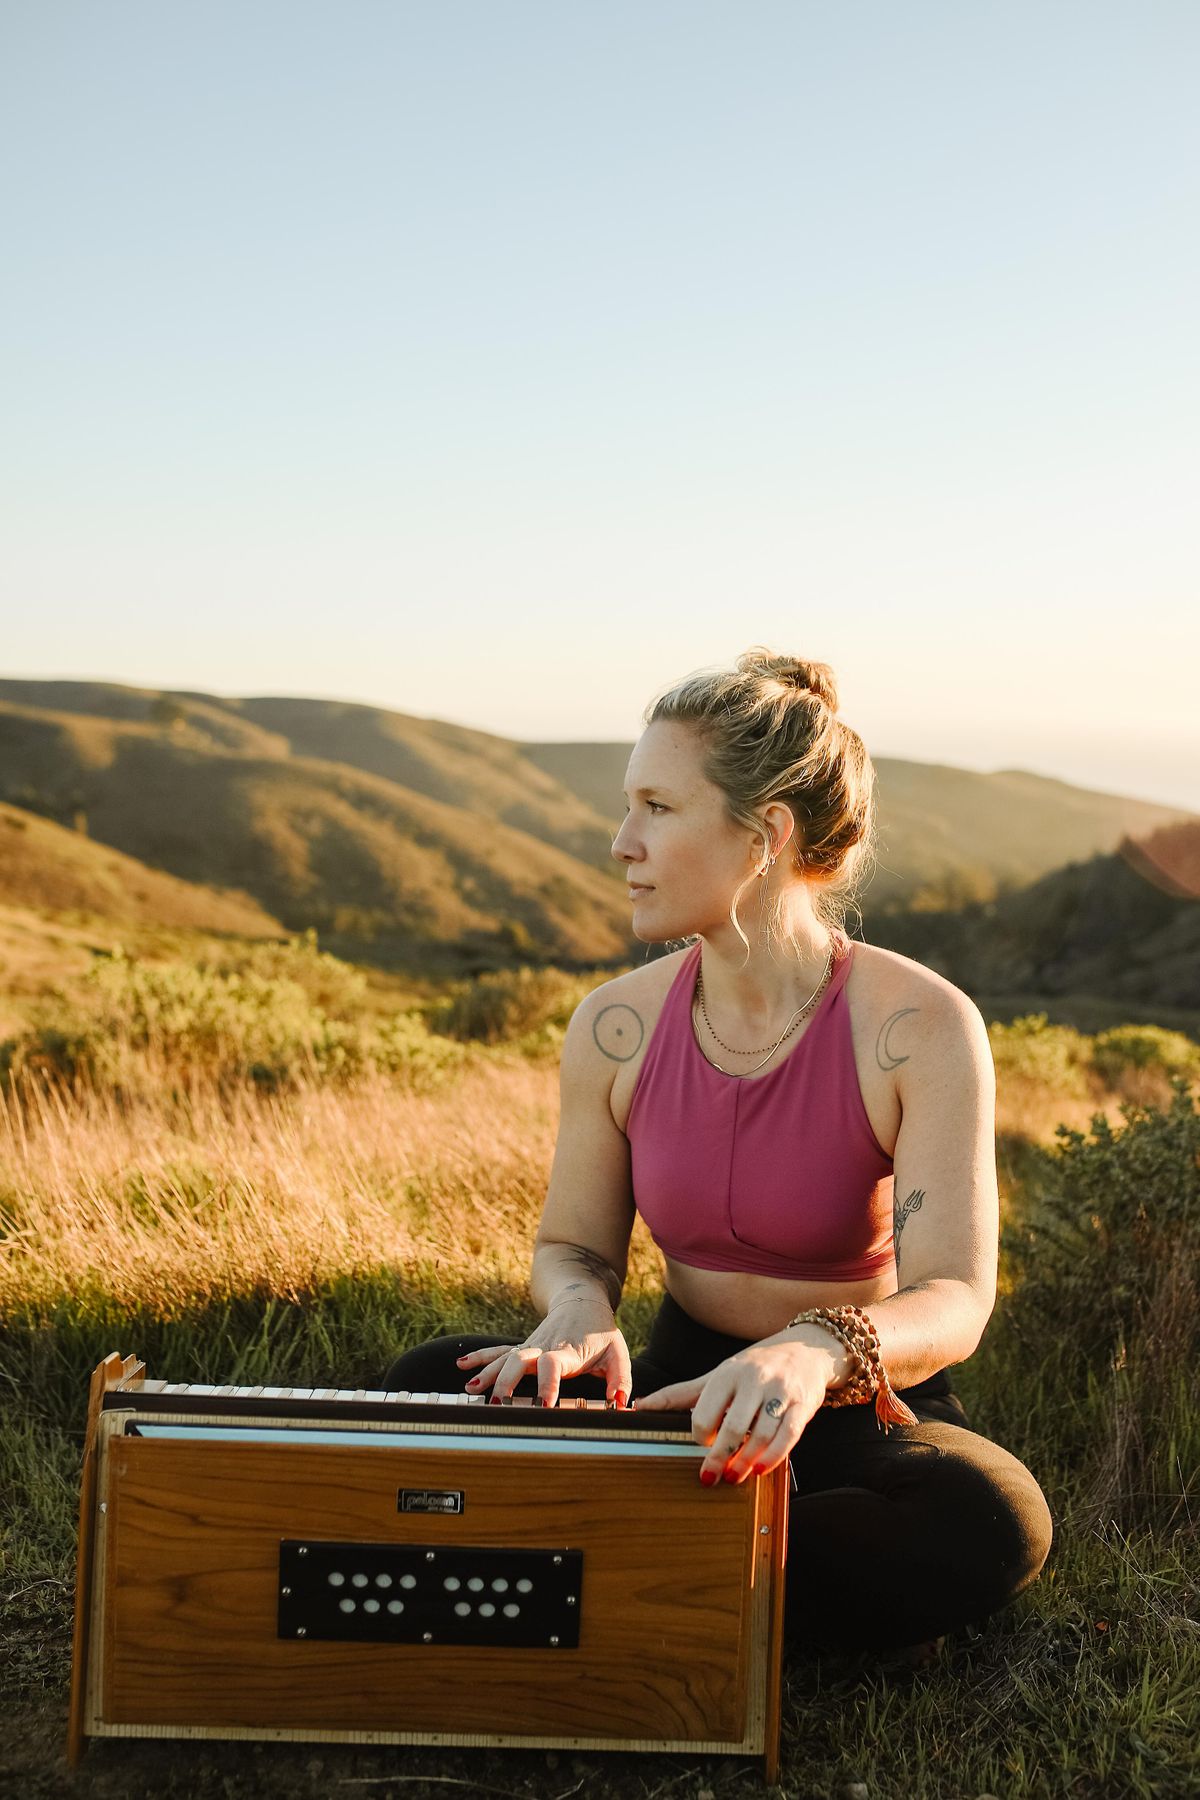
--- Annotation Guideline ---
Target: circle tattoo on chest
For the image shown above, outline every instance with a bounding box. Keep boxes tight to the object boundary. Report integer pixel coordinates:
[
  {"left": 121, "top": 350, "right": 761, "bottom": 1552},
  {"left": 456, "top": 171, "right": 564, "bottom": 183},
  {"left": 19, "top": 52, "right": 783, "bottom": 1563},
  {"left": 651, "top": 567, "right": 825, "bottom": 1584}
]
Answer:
[{"left": 592, "top": 1004, "right": 646, "bottom": 1062}]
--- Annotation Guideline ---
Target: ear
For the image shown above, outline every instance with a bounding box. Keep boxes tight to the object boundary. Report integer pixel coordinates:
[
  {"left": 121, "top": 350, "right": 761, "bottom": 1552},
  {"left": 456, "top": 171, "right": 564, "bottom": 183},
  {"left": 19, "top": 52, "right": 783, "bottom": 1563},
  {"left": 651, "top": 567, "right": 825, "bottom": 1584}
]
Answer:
[{"left": 760, "top": 802, "right": 798, "bottom": 861}]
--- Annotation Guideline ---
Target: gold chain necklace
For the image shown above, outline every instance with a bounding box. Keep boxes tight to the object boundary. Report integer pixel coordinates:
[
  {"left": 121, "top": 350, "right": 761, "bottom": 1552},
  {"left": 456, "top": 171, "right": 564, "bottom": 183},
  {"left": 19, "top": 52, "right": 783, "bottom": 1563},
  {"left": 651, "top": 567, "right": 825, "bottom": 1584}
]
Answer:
[{"left": 693, "top": 942, "right": 836, "bottom": 1077}]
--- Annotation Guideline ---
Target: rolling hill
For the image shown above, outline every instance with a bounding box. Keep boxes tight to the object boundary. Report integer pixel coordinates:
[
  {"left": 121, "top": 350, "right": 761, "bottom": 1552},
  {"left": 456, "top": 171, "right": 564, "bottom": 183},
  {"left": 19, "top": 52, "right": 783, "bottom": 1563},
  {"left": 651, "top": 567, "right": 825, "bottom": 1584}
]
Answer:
[
  {"left": 0, "top": 802, "right": 282, "bottom": 936},
  {"left": 0, "top": 678, "right": 1193, "bottom": 988},
  {"left": 0, "top": 682, "right": 618, "bottom": 871},
  {"left": 0, "top": 686, "right": 631, "bottom": 973}
]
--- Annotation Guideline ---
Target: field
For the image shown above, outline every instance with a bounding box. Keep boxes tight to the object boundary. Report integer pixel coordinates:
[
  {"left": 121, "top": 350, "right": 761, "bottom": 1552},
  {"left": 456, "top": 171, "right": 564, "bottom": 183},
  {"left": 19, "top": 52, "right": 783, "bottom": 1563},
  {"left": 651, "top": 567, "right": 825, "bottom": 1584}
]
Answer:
[{"left": 1, "top": 942, "right": 1198, "bottom": 1800}]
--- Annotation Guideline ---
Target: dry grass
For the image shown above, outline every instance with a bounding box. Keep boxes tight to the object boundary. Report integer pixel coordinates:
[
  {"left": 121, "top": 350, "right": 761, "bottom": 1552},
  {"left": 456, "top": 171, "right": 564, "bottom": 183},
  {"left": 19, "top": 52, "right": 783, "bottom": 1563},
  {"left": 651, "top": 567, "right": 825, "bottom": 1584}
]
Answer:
[
  {"left": 0, "top": 1059, "right": 664, "bottom": 1322},
  {"left": 0, "top": 1036, "right": 1185, "bottom": 1325}
]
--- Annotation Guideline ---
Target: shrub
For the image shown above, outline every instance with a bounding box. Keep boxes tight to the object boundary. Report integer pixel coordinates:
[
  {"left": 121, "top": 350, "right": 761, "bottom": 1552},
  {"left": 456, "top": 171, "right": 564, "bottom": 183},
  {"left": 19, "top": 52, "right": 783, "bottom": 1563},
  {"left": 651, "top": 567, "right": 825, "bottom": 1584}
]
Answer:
[
  {"left": 988, "top": 1012, "right": 1092, "bottom": 1097},
  {"left": 0, "top": 948, "right": 468, "bottom": 1093},
  {"left": 978, "top": 1080, "right": 1200, "bottom": 1536},
  {"left": 425, "top": 965, "right": 607, "bottom": 1047},
  {"left": 1090, "top": 1023, "right": 1200, "bottom": 1085},
  {"left": 198, "top": 930, "right": 371, "bottom": 1016},
  {"left": 365, "top": 1011, "right": 471, "bottom": 1086}
]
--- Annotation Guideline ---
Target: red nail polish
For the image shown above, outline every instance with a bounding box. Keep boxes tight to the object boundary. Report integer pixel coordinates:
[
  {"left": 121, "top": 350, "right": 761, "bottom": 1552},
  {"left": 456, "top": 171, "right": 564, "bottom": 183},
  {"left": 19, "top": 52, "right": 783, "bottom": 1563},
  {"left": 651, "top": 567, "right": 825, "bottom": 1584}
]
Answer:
[
  {"left": 699, "top": 1469, "right": 717, "bottom": 1487},
  {"left": 723, "top": 1469, "right": 739, "bottom": 1484},
  {"left": 466, "top": 1377, "right": 480, "bottom": 1388}
]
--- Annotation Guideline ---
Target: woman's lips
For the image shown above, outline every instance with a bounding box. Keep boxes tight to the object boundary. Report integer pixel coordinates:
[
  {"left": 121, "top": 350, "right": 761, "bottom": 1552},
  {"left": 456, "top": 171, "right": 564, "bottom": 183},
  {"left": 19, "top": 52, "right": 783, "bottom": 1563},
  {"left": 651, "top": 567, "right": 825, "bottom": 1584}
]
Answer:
[{"left": 628, "top": 884, "right": 654, "bottom": 897}]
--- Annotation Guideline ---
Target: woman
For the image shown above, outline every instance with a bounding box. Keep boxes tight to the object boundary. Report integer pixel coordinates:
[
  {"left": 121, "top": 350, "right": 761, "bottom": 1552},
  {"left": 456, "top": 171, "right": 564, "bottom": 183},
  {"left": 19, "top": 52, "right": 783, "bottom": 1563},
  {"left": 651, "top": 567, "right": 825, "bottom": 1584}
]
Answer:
[{"left": 385, "top": 648, "right": 1053, "bottom": 1654}]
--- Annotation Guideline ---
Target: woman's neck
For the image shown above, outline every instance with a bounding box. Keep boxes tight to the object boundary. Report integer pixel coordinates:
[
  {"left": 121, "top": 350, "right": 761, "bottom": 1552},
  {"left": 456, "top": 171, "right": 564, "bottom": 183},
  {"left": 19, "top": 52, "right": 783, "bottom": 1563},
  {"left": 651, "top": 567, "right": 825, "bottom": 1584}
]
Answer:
[{"left": 696, "top": 922, "right": 839, "bottom": 1038}]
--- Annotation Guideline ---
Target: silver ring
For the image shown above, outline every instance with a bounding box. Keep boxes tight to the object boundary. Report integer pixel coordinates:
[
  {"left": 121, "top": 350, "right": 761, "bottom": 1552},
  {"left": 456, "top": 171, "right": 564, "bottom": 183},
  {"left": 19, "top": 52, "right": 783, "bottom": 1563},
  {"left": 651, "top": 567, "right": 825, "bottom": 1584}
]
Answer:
[{"left": 763, "top": 1397, "right": 785, "bottom": 1420}]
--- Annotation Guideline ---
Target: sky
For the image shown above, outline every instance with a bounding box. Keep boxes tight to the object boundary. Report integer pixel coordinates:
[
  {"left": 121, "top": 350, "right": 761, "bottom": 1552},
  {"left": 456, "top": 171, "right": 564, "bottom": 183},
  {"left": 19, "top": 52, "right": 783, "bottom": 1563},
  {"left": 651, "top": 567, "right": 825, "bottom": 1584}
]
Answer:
[{"left": 2, "top": 3, "right": 1197, "bottom": 810}]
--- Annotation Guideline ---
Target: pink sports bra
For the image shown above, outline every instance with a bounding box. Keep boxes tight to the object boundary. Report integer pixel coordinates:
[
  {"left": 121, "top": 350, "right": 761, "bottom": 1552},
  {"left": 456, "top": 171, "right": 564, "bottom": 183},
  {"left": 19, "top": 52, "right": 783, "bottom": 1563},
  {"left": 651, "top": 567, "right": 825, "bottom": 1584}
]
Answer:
[{"left": 625, "top": 930, "right": 895, "bottom": 1282}]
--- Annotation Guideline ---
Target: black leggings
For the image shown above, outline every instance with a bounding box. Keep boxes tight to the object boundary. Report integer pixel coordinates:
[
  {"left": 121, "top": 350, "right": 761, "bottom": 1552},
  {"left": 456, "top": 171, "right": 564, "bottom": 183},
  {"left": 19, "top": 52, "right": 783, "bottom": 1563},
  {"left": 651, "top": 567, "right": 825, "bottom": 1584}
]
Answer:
[{"left": 382, "top": 1291, "right": 1054, "bottom": 1652}]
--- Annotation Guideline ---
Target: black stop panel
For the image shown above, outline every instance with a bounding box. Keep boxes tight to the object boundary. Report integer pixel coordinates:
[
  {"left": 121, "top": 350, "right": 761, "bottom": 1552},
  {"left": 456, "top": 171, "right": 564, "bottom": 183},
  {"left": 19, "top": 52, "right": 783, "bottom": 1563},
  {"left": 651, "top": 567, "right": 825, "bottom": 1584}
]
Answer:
[{"left": 277, "top": 1540, "right": 583, "bottom": 1648}]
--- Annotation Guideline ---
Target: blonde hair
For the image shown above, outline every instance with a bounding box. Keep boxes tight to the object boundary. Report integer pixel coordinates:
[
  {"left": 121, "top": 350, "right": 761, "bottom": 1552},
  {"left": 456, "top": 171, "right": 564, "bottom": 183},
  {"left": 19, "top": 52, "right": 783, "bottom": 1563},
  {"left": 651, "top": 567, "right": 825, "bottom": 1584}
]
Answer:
[{"left": 643, "top": 646, "right": 877, "bottom": 958}]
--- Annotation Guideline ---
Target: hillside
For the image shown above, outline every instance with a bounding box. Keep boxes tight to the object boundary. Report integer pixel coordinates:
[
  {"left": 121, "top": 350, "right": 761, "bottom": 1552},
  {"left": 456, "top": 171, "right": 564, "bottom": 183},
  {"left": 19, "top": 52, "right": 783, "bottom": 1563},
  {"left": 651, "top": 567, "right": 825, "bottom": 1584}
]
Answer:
[
  {"left": 228, "top": 696, "right": 619, "bottom": 873},
  {"left": 0, "top": 802, "right": 282, "bottom": 937},
  {"left": 870, "top": 817, "right": 1200, "bottom": 1034},
  {"left": 0, "top": 681, "right": 618, "bottom": 873},
  {"left": 0, "top": 677, "right": 1193, "bottom": 983},
  {"left": 0, "top": 808, "right": 288, "bottom": 1042},
  {"left": 0, "top": 692, "right": 631, "bottom": 973}
]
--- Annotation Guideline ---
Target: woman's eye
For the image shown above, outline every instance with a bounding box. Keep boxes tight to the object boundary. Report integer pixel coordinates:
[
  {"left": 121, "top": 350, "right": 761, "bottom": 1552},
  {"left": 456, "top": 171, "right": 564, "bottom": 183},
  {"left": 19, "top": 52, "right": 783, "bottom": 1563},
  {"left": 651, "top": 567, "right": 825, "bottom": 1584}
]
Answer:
[{"left": 622, "top": 801, "right": 666, "bottom": 815}]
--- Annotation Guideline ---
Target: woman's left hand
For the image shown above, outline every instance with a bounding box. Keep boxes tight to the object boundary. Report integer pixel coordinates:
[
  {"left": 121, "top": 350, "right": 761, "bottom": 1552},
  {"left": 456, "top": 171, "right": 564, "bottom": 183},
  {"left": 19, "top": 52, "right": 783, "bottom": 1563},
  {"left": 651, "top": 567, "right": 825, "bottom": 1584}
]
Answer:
[{"left": 637, "top": 1339, "right": 832, "bottom": 1484}]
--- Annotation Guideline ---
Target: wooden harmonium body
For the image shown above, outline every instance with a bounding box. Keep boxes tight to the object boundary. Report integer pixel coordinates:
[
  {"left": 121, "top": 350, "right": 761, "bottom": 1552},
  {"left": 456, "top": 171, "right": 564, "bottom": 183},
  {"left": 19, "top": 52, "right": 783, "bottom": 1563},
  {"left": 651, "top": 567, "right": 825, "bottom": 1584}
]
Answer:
[{"left": 71, "top": 1355, "right": 788, "bottom": 1778}]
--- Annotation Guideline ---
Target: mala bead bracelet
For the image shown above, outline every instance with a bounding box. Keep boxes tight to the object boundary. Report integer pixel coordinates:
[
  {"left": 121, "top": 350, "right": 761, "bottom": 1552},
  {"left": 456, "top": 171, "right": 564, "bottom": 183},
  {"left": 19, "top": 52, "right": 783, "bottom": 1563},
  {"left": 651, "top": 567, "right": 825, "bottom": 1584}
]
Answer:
[{"left": 787, "top": 1303, "right": 919, "bottom": 1430}]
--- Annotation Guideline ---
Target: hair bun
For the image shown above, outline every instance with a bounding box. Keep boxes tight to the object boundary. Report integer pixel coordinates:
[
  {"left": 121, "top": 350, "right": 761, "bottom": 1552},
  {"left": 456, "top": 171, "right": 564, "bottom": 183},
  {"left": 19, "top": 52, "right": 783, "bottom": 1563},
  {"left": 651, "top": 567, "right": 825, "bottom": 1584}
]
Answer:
[{"left": 736, "top": 648, "right": 839, "bottom": 713}]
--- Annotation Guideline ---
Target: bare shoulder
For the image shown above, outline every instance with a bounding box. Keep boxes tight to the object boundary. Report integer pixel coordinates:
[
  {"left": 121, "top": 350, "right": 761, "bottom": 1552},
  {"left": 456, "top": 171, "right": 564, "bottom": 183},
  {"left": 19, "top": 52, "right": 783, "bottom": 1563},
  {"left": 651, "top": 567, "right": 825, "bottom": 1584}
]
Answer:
[
  {"left": 568, "top": 948, "right": 691, "bottom": 1064},
  {"left": 851, "top": 938, "right": 991, "bottom": 1079},
  {"left": 566, "top": 948, "right": 693, "bottom": 1130}
]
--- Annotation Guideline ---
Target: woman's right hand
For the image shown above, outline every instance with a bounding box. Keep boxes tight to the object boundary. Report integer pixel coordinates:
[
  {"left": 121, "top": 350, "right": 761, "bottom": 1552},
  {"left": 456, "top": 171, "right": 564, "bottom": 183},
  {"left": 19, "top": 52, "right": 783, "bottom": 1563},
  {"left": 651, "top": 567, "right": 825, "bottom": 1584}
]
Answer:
[{"left": 454, "top": 1298, "right": 633, "bottom": 1407}]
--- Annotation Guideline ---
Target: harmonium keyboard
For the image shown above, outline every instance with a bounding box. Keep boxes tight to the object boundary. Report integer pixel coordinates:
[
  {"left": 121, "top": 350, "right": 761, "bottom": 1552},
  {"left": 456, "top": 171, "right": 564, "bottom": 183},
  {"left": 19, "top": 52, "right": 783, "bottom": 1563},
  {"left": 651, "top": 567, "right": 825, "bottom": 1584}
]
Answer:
[{"left": 70, "top": 1354, "right": 789, "bottom": 1779}]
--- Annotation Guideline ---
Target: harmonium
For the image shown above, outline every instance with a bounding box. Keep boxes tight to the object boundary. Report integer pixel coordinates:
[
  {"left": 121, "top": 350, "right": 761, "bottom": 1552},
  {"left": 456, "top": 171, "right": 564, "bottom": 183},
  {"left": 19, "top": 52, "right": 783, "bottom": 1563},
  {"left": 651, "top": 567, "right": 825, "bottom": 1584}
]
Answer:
[{"left": 70, "top": 1354, "right": 789, "bottom": 1779}]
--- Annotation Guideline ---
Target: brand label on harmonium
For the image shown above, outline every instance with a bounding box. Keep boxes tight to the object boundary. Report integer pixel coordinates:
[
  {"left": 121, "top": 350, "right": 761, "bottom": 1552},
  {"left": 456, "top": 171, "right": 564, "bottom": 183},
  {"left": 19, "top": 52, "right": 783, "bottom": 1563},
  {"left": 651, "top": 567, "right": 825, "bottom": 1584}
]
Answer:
[{"left": 398, "top": 1489, "right": 464, "bottom": 1514}]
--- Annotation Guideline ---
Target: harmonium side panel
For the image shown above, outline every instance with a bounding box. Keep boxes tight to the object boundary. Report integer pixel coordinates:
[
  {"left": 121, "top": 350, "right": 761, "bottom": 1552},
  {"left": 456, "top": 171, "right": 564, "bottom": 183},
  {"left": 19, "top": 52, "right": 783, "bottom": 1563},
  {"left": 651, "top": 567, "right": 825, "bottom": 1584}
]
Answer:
[{"left": 101, "top": 1434, "right": 755, "bottom": 1744}]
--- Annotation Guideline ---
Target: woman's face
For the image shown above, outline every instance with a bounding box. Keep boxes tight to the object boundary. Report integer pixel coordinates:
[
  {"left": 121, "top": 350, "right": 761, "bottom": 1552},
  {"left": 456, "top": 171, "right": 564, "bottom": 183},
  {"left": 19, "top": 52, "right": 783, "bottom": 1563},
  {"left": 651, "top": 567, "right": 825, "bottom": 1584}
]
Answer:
[{"left": 612, "top": 720, "right": 765, "bottom": 943}]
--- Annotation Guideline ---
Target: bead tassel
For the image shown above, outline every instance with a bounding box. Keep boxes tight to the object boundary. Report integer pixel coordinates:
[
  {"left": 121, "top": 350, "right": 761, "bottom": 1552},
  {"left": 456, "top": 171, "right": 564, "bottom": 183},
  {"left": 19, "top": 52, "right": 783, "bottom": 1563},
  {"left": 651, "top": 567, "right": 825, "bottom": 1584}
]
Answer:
[{"left": 788, "top": 1303, "right": 920, "bottom": 1433}]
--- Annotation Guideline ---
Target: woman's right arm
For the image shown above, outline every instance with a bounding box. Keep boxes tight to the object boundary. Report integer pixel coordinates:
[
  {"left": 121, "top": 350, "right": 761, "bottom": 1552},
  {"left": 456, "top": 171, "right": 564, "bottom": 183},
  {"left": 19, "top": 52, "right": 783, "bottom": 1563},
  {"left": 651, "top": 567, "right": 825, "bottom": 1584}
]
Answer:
[{"left": 456, "top": 984, "right": 638, "bottom": 1406}]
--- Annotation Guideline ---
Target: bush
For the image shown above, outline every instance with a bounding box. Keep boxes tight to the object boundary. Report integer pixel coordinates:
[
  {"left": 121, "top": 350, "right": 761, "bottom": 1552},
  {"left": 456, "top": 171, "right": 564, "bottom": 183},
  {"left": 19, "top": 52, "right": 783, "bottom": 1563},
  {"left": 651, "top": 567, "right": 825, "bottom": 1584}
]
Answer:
[
  {"left": 198, "top": 929, "right": 372, "bottom": 1016},
  {"left": 426, "top": 965, "right": 607, "bottom": 1047},
  {"left": 365, "top": 1011, "right": 471, "bottom": 1086},
  {"left": 0, "top": 947, "right": 468, "bottom": 1093},
  {"left": 1090, "top": 1023, "right": 1200, "bottom": 1086},
  {"left": 988, "top": 1012, "right": 1092, "bottom": 1097},
  {"left": 978, "top": 1080, "right": 1200, "bottom": 1536}
]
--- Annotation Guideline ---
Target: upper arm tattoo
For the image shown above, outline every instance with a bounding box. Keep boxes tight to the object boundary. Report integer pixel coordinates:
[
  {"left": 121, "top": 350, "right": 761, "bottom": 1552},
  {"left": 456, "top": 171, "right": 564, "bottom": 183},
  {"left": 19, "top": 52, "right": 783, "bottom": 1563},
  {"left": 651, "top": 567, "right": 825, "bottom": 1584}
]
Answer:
[
  {"left": 876, "top": 1006, "right": 920, "bottom": 1070},
  {"left": 892, "top": 1187, "right": 925, "bottom": 1272},
  {"left": 593, "top": 1003, "right": 645, "bottom": 1062}
]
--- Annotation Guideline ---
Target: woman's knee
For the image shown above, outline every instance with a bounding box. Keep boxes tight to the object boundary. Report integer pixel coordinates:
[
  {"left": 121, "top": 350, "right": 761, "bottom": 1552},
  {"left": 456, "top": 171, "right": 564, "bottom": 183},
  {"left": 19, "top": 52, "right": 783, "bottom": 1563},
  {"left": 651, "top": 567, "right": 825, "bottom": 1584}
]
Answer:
[
  {"left": 920, "top": 1424, "right": 1054, "bottom": 1604},
  {"left": 783, "top": 1425, "right": 1052, "bottom": 1648}
]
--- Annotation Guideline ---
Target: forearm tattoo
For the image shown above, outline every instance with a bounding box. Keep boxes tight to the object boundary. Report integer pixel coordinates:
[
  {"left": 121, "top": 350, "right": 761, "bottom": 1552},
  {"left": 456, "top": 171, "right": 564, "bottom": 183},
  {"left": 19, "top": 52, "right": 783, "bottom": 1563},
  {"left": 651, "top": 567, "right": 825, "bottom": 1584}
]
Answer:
[
  {"left": 876, "top": 1006, "right": 919, "bottom": 1070},
  {"left": 563, "top": 1243, "right": 622, "bottom": 1308},
  {"left": 893, "top": 1187, "right": 925, "bottom": 1273},
  {"left": 592, "top": 1003, "right": 645, "bottom": 1062}
]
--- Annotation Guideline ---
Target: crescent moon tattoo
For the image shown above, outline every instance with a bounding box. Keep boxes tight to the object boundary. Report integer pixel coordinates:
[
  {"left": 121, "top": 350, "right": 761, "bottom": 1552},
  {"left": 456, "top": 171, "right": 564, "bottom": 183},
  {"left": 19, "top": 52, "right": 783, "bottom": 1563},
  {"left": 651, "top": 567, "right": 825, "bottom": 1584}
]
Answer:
[
  {"left": 593, "top": 1003, "right": 645, "bottom": 1062},
  {"left": 876, "top": 1006, "right": 919, "bottom": 1070}
]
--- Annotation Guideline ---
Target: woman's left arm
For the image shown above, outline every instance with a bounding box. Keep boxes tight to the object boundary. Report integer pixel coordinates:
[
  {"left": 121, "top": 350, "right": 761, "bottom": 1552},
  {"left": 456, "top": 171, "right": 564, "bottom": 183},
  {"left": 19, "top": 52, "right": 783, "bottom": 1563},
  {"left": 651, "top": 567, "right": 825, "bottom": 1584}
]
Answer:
[{"left": 840, "top": 983, "right": 1000, "bottom": 1386}]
